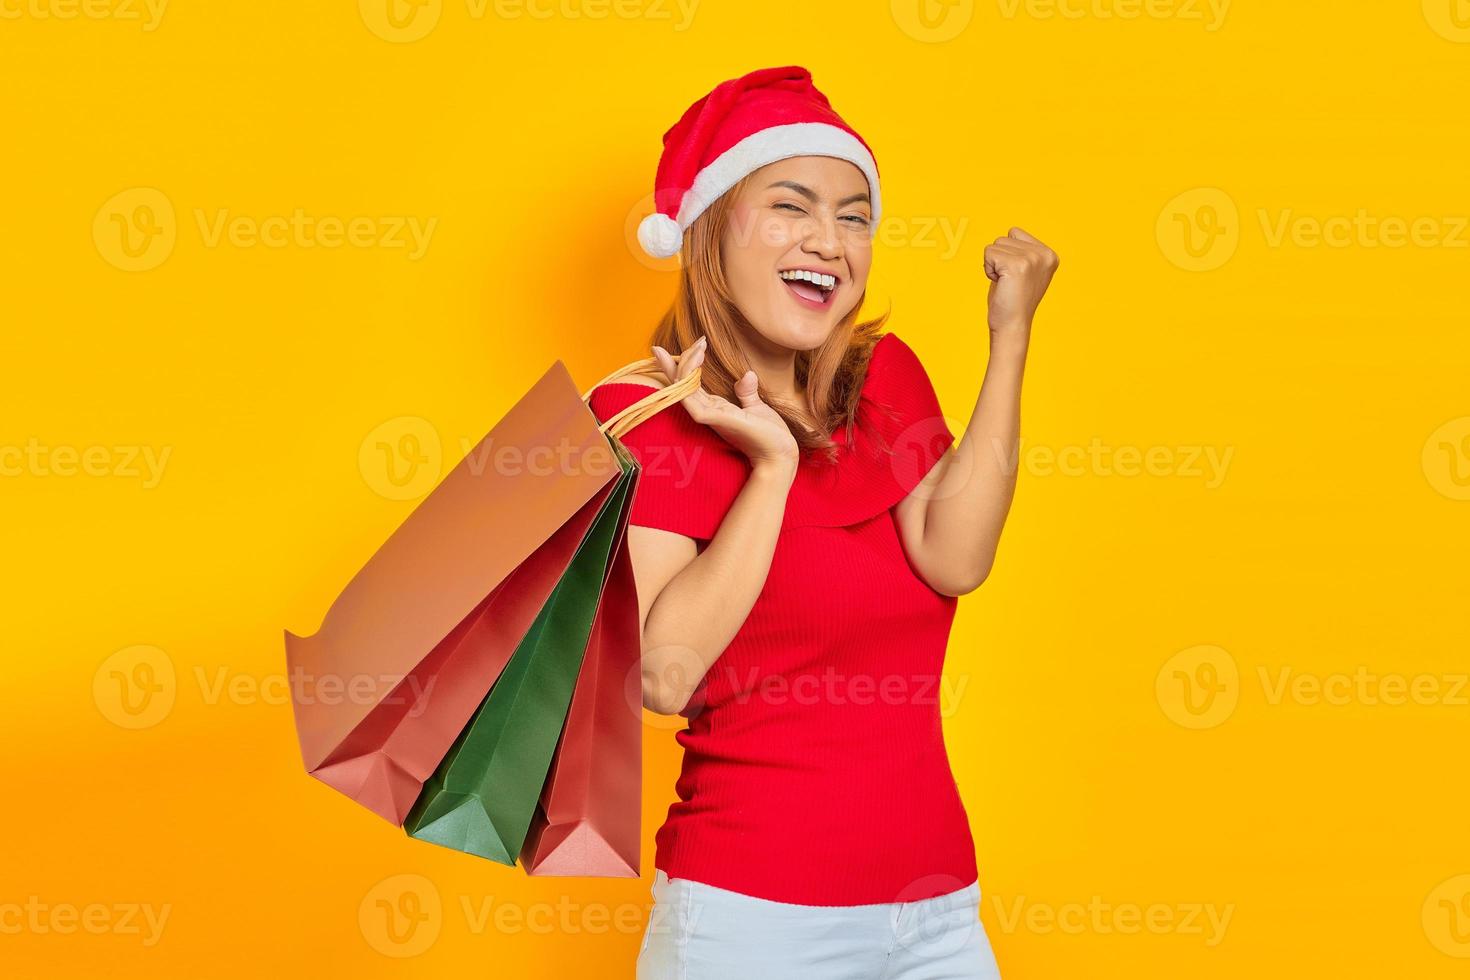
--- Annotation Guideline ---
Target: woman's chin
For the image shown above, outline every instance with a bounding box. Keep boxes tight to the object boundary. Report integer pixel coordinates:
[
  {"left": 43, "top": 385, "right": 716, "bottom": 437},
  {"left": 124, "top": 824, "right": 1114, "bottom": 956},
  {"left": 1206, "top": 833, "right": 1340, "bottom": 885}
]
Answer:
[{"left": 749, "top": 320, "right": 834, "bottom": 353}]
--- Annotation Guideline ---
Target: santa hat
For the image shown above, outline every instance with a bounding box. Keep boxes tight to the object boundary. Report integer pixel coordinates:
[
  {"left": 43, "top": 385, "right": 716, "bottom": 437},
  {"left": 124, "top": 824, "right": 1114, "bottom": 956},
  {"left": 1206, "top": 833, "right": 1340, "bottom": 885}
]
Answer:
[{"left": 636, "top": 65, "right": 881, "bottom": 260}]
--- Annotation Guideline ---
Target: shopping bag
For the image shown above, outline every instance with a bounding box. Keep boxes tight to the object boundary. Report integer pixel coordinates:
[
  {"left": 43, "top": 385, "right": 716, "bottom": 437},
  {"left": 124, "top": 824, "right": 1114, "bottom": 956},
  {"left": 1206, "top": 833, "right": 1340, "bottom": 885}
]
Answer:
[
  {"left": 403, "top": 440, "right": 637, "bottom": 864},
  {"left": 519, "top": 507, "right": 643, "bottom": 877},
  {"left": 301, "top": 487, "right": 611, "bottom": 824},
  {"left": 284, "top": 360, "right": 629, "bottom": 823}
]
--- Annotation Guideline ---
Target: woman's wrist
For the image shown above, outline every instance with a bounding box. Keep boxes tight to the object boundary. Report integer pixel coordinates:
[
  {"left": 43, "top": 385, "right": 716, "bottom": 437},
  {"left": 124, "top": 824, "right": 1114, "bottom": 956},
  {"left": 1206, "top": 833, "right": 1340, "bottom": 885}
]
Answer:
[
  {"left": 749, "top": 454, "right": 800, "bottom": 487},
  {"left": 988, "top": 322, "right": 1032, "bottom": 361}
]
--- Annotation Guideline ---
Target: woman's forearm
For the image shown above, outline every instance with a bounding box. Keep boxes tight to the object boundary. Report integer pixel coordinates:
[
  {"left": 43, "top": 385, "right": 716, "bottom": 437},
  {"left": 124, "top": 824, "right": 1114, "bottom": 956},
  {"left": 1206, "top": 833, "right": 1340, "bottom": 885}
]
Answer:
[
  {"left": 640, "top": 459, "right": 797, "bottom": 714},
  {"left": 912, "top": 226, "right": 1056, "bottom": 593},
  {"left": 921, "top": 332, "right": 1029, "bottom": 589}
]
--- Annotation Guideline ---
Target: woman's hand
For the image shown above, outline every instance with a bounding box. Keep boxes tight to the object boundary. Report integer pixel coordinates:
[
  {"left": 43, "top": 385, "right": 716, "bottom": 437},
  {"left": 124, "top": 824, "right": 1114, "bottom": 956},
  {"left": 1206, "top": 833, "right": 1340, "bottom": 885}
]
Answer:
[
  {"left": 983, "top": 226, "right": 1059, "bottom": 339},
  {"left": 652, "top": 337, "right": 800, "bottom": 474}
]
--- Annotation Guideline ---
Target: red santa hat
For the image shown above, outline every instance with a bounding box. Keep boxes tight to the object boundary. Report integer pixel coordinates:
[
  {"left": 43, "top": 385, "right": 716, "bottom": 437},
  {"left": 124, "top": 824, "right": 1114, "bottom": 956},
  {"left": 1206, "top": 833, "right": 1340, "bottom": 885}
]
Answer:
[{"left": 636, "top": 65, "right": 882, "bottom": 260}]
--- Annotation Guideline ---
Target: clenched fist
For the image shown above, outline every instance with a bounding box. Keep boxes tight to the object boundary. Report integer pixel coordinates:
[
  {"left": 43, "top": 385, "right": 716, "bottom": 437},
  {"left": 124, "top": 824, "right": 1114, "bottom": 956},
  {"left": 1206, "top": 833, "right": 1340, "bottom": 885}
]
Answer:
[{"left": 983, "top": 227, "right": 1059, "bottom": 336}]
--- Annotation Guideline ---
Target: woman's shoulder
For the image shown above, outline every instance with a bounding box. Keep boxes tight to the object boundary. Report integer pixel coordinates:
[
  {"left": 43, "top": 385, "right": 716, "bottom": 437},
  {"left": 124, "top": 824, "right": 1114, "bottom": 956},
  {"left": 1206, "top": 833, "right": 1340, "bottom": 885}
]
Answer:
[
  {"left": 861, "top": 331, "right": 930, "bottom": 393},
  {"left": 855, "top": 331, "right": 947, "bottom": 422},
  {"left": 587, "top": 370, "right": 666, "bottom": 423},
  {"left": 781, "top": 330, "right": 953, "bottom": 530},
  {"left": 603, "top": 372, "right": 666, "bottom": 391},
  {"left": 586, "top": 368, "right": 747, "bottom": 543}
]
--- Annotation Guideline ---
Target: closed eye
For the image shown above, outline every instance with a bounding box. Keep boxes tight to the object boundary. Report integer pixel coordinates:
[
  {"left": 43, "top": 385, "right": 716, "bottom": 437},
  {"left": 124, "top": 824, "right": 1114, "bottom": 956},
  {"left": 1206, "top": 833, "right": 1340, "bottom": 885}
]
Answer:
[{"left": 776, "top": 202, "right": 870, "bottom": 227}]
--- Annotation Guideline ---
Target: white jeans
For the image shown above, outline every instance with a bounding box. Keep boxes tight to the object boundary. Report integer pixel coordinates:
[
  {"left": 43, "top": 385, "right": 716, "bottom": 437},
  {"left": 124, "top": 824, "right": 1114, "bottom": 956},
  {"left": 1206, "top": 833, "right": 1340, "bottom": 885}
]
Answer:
[{"left": 636, "top": 870, "right": 1003, "bottom": 980}]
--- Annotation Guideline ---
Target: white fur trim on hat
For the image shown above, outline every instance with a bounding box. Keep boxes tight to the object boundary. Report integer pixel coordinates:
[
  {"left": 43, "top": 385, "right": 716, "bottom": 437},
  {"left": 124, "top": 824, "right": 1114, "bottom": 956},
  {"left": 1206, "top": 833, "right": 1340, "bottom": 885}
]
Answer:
[{"left": 638, "top": 122, "right": 881, "bottom": 259}]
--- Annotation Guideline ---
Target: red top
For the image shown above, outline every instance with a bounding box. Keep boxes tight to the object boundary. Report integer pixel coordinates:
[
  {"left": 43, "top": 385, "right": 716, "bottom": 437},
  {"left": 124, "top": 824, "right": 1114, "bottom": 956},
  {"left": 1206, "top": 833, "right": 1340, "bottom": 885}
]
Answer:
[{"left": 587, "top": 332, "right": 977, "bottom": 906}]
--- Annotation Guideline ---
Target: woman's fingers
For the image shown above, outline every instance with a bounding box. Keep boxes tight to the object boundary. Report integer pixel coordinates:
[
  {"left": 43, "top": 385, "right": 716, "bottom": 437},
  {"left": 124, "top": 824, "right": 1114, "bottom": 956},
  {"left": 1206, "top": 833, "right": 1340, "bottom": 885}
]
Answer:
[
  {"left": 651, "top": 336, "right": 706, "bottom": 385},
  {"left": 732, "top": 370, "right": 761, "bottom": 409},
  {"left": 650, "top": 345, "right": 675, "bottom": 381},
  {"left": 651, "top": 345, "right": 686, "bottom": 383},
  {"left": 651, "top": 338, "right": 730, "bottom": 426}
]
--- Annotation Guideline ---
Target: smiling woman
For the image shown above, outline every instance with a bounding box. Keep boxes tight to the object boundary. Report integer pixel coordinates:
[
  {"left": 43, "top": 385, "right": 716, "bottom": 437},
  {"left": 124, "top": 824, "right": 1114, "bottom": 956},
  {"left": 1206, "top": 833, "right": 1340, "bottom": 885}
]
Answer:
[
  {"left": 727, "top": 166, "right": 871, "bottom": 321},
  {"left": 589, "top": 64, "right": 1052, "bottom": 980},
  {"left": 640, "top": 154, "right": 888, "bottom": 458}
]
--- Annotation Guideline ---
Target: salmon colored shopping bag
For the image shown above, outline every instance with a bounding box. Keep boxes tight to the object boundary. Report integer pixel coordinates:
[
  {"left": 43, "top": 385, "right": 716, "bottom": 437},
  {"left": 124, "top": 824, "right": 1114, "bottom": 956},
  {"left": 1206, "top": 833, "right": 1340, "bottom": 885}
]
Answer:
[
  {"left": 285, "top": 356, "right": 697, "bottom": 828},
  {"left": 403, "top": 441, "right": 637, "bottom": 865}
]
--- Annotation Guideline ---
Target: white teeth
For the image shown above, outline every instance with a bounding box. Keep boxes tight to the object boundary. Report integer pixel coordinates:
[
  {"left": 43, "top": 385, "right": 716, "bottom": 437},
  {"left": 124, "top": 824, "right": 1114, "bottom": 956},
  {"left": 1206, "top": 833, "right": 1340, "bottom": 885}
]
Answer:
[{"left": 779, "top": 270, "right": 837, "bottom": 291}]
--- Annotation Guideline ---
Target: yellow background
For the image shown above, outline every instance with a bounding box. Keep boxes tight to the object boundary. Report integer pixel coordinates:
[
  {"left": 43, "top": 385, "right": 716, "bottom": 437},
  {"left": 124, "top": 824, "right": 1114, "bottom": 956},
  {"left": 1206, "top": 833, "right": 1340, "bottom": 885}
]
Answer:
[{"left": 4, "top": 0, "right": 1468, "bottom": 976}]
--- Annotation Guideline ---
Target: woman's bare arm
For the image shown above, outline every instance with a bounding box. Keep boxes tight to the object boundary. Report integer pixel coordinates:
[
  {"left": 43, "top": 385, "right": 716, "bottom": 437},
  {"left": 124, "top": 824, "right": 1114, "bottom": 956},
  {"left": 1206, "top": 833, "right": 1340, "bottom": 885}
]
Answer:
[
  {"left": 894, "top": 335, "right": 1026, "bottom": 596},
  {"left": 612, "top": 335, "right": 801, "bottom": 714},
  {"left": 627, "top": 458, "right": 797, "bottom": 715},
  {"left": 895, "top": 227, "right": 1058, "bottom": 596}
]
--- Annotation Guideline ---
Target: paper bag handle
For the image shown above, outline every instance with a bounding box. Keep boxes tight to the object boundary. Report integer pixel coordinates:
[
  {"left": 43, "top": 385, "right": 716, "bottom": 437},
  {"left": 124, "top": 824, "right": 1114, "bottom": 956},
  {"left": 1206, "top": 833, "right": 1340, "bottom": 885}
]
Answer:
[{"left": 581, "top": 356, "right": 703, "bottom": 442}]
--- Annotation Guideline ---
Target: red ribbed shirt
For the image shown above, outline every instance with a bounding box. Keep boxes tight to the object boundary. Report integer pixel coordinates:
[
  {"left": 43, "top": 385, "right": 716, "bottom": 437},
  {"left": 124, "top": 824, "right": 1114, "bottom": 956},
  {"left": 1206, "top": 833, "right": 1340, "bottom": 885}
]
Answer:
[{"left": 587, "top": 332, "right": 977, "bottom": 906}]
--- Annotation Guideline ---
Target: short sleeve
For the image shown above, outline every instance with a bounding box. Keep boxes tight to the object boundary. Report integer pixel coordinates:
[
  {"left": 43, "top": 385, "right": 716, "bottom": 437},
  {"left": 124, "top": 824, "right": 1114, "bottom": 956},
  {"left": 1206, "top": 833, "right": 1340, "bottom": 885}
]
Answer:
[
  {"left": 587, "top": 382, "right": 749, "bottom": 542},
  {"left": 782, "top": 332, "right": 956, "bottom": 529},
  {"left": 861, "top": 332, "right": 956, "bottom": 490}
]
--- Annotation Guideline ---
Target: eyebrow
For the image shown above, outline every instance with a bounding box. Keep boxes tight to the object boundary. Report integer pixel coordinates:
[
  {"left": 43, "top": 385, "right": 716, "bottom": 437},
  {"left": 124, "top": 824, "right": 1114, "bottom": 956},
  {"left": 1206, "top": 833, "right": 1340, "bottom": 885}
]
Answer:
[{"left": 765, "top": 180, "right": 871, "bottom": 209}]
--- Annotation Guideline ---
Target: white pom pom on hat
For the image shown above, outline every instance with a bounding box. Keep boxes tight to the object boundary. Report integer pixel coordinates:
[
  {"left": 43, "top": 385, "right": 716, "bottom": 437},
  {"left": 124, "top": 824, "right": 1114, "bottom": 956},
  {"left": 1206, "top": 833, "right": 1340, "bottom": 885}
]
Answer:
[
  {"left": 635, "top": 66, "right": 881, "bottom": 260},
  {"left": 637, "top": 213, "right": 685, "bottom": 260}
]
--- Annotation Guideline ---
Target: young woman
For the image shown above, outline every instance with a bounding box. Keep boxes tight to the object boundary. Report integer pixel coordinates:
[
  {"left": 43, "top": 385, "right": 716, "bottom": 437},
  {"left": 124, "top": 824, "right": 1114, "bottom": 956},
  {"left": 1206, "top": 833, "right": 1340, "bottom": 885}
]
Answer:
[{"left": 587, "top": 66, "right": 1058, "bottom": 980}]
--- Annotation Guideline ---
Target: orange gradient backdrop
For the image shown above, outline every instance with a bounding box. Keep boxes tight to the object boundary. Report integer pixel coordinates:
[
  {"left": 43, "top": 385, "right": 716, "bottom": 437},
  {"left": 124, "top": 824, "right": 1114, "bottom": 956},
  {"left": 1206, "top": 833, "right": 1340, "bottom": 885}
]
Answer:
[{"left": 3, "top": 1, "right": 1468, "bottom": 977}]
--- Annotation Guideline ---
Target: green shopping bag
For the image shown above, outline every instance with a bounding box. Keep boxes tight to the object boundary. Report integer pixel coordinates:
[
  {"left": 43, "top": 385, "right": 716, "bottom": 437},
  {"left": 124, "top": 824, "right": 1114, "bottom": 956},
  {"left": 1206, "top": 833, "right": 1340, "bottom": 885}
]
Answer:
[{"left": 403, "top": 440, "right": 637, "bottom": 864}]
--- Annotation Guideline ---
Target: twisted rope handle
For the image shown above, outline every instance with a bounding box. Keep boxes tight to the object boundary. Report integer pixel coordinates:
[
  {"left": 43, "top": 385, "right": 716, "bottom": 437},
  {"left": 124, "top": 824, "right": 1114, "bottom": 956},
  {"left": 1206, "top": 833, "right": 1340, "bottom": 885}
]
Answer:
[{"left": 580, "top": 356, "right": 703, "bottom": 442}]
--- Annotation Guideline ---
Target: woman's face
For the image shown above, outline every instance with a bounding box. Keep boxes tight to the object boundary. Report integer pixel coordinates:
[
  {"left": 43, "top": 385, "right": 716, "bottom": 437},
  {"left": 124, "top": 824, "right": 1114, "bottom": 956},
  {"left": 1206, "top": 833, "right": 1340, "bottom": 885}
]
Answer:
[{"left": 719, "top": 155, "right": 874, "bottom": 353}]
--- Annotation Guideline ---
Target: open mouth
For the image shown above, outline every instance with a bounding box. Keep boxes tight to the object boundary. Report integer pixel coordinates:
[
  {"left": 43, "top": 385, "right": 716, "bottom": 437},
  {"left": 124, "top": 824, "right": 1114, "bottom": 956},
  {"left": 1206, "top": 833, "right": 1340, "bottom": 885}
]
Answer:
[{"left": 778, "top": 268, "right": 838, "bottom": 308}]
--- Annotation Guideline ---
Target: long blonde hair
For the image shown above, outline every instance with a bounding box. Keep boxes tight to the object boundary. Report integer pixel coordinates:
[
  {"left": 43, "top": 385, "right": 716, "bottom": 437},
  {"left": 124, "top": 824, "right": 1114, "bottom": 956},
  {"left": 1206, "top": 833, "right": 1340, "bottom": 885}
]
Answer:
[{"left": 649, "top": 171, "right": 890, "bottom": 465}]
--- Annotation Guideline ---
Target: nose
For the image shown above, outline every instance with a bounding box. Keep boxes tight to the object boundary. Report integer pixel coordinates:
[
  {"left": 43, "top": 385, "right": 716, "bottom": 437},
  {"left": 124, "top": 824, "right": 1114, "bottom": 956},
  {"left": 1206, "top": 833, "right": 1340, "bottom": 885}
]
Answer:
[{"left": 798, "top": 209, "right": 843, "bottom": 262}]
